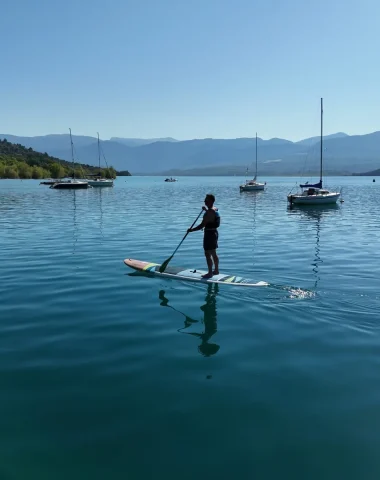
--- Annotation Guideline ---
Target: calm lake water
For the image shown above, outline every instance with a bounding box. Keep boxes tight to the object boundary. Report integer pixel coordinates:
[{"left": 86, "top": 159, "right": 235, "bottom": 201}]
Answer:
[{"left": 1, "top": 176, "right": 380, "bottom": 479}]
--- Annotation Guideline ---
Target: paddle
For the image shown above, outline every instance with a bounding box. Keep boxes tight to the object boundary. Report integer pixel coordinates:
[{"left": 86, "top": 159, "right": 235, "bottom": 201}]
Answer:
[{"left": 159, "top": 210, "right": 203, "bottom": 273}]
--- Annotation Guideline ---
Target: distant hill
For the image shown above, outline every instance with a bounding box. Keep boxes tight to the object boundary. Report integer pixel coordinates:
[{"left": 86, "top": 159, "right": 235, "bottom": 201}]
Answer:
[
  {"left": 296, "top": 132, "right": 349, "bottom": 146},
  {"left": 0, "top": 133, "right": 96, "bottom": 152},
  {"left": 51, "top": 140, "right": 137, "bottom": 171},
  {"left": 0, "top": 139, "right": 124, "bottom": 179},
  {"left": 352, "top": 168, "right": 380, "bottom": 176},
  {"left": 110, "top": 137, "right": 178, "bottom": 147},
  {"left": 159, "top": 164, "right": 345, "bottom": 177},
  {"left": 2, "top": 131, "right": 380, "bottom": 175},
  {"left": 0, "top": 134, "right": 178, "bottom": 151}
]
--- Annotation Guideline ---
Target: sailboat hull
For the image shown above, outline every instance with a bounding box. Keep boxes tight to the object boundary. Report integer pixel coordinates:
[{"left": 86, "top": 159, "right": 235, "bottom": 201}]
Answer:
[
  {"left": 287, "top": 192, "right": 340, "bottom": 205},
  {"left": 86, "top": 179, "right": 114, "bottom": 187},
  {"left": 240, "top": 183, "right": 265, "bottom": 191},
  {"left": 50, "top": 181, "right": 90, "bottom": 189}
]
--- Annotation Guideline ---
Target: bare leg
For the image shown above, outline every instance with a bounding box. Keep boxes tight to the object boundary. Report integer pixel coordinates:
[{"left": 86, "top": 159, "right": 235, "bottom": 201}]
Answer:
[
  {"left": 202, "top": 251, "right": 213, "bottom": 278},
  {"left": 211, "top": 250, "right": 219, "bottom": 275}
]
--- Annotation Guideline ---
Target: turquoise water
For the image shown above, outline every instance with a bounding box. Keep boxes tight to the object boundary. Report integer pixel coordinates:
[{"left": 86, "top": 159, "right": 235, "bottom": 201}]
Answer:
[{"left": 1, "top": 176, "right": 380, "bottom": 479}]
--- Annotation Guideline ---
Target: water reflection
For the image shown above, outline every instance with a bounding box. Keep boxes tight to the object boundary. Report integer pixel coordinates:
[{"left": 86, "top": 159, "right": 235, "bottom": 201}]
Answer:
[
  {"left": 159, "top": 284, "right": 220, "bottom": 357},
  {"left": 239, "top": 189, "right": 264, "bottom": 220},
  {"left": 73, "top": 190, "right": 78, "bottom": 255},
  {"left": 239, "top": 189, "right": 264, "bottom": 261},
  {"left": 92, "top": 187, "right": 104, "bottom": 238},
  {"left": 288, "top": 205, "right": 340, "bottom": 288}
]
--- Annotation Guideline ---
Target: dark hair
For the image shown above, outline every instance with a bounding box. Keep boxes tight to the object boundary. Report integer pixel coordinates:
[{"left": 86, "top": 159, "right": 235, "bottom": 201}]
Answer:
[{"left": 206, "top": 194, "right": 215, "bottom": 203}]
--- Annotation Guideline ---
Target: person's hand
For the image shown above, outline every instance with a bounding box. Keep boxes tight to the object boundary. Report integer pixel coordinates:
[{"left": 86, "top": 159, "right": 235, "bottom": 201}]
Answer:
[
  {"left": 187, "top": 228, "right": 193, "bottom": 233},
  {"left": 202, "top": 206, "right": 207, "bottom": 211}
]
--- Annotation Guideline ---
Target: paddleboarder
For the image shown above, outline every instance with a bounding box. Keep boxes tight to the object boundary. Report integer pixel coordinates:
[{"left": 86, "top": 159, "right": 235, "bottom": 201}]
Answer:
[{"left": 187, "top": 194, "right": 220, "bottom": 279}]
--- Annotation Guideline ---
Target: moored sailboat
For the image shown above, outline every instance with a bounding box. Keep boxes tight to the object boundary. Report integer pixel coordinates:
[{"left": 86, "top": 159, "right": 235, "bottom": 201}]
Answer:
[
  {"left": 239, "top": 133, "right": 266, "bottom": 192},
  {"left": 50, "top": 129, "right": 90, "bottom": 189},
  {"left": 287, "top": 99, "right": 340, "bottom": 205},
  {"left": 85, "top": 133, "right": 114, "bottom": 187}
]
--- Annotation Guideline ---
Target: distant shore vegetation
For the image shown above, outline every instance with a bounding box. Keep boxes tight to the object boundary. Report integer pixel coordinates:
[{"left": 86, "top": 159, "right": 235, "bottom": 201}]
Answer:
[{"left": 0, "top": 139, "right": 130, "bottom": 179}]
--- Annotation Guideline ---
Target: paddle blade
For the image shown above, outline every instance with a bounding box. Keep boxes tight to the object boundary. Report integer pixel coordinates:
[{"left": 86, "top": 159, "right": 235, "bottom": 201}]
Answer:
[{"left": 159, "top": 256, "right": 172, "bottom": 273}]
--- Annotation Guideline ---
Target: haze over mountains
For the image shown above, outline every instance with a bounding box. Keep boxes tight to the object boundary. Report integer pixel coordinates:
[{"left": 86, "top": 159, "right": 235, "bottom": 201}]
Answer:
[
  {"left": 110, "top": 137, "right": 178, "bottom": 147},
  {"left": 1, "top": 132, "right": 379, "bottom": 175}
]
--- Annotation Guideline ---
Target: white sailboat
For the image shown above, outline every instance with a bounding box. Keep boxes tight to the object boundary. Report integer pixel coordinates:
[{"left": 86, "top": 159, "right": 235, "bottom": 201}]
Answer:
[
  {"left": 239, "top": 133, "right": 266, "bottom": 192},
  {"left": 85, "top": 133, "right": 114, "bottom": 187},
  {"left": 287, "top": 98, "right": 340, "bottom": 205},
  {"left": 51, "top": 129, "right": 90, "bottom": 189}
]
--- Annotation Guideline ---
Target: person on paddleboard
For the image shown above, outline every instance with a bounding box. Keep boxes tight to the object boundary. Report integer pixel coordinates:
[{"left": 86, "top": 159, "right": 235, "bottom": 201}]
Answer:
[{"left": 187, "top": 194, "right": 220, "bottom": 279}]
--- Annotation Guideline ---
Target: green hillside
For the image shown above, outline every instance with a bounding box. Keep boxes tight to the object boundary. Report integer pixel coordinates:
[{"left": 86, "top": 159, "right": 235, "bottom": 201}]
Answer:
[{"left": 0, "top": 138, "right": 128, "bottom": 179}]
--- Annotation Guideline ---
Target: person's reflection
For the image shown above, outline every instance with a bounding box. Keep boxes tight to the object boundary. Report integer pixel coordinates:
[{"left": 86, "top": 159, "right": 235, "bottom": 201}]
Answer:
[{"left": 159, "top": 283, "right": 220, "bottom": 357}]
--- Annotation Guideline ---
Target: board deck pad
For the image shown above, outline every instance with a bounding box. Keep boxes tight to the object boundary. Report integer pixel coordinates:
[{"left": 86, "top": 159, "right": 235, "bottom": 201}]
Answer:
[{"left": 124, "top": 258, "right": 268, "bottom": 287}]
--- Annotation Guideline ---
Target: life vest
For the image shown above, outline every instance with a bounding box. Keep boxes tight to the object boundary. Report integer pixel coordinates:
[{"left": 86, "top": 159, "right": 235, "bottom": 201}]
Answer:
[{"left": 204, "top": 208, "right": 220, "bottom": 230}]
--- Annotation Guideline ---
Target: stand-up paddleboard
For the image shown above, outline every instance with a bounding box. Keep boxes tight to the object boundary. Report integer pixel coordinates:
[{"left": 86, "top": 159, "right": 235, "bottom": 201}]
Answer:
[{"left": 124, "top": 258, "right": 268, "bottom": 287}]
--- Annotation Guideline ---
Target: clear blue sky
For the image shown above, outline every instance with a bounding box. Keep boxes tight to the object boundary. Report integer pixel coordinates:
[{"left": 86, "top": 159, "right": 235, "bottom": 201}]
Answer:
[{"left": 1, "top": 0, "right": 379, "bottom": 141}]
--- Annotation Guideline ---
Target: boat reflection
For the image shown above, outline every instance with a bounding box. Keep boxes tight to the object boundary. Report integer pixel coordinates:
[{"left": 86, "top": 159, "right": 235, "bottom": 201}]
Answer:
[
  {"left": 287, "top": 204, "right": 340, "bottom": 288},
  {"left": 158, "top": 283, "right": 220, "bottom": 357},
  {"left": 91, "top": 186, "right": 104, "bottom": 239},
  {"left": 72, "top": 189, "right": 78, "bottom": 255},
  {"left": 239, "top": 187, "right": 264, "bottom": 261}
]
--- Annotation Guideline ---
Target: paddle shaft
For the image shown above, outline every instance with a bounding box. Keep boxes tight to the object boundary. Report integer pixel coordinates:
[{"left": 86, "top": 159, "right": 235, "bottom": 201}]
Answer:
[
  {"left": 170, "top": 209, "right": 203, "bottom": 257},
  {"left": 159, "top": 209, "right": 203, "bottom": 272}
]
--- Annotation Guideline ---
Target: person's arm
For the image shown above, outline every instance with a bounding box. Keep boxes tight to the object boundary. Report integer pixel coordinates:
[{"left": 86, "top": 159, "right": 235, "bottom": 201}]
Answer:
[
  {"left": 188, "top": 210, "right": 212, "bottom": 233},
  {"left": 189, "top": 220, "right": 205, "bottom": 233}
]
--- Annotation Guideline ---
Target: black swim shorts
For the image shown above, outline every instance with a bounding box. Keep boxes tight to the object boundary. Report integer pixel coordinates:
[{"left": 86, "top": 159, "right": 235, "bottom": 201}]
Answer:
[{"left": 203, "top": 229, "right": 218, "bottom": 251}]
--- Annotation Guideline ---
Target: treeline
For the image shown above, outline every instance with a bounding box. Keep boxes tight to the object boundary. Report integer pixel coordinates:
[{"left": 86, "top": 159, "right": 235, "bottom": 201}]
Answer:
[{"left": 0, "top": 139, "right": 129, "bottom": 179}]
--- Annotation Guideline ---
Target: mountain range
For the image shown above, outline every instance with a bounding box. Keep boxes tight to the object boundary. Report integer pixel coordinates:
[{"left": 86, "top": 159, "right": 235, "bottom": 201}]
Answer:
[{"left": 1, "top": 132, "right": 379, "bottom": 175}]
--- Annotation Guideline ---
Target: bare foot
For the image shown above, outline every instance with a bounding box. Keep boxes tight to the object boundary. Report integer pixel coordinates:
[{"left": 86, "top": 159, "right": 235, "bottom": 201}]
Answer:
[
  {"left": 202, "top": 272, "right": 213, "bottom": 279},
  {"left": 213, "top": 270, "right": 219, "bottom": 275}
]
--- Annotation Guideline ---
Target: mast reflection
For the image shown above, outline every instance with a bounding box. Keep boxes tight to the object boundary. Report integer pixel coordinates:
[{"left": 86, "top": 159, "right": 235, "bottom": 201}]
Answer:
[{"left": 287, "top": 204, "right": 339, "bottom": 288}]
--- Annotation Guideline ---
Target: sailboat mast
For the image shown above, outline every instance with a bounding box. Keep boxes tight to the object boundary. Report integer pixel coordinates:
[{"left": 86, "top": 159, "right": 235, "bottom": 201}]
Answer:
[
  {"left": 320, "top": 98, "right": 323, "bottom": 184},
  {"left": 255, "top": 132, "right": 258, "bottom": 179},
  {"left": 97, "top": 132, "right": 101, "bottom": 172},
  {"left": 69, "top": 128, "right": 75, "bottom": 180}
]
